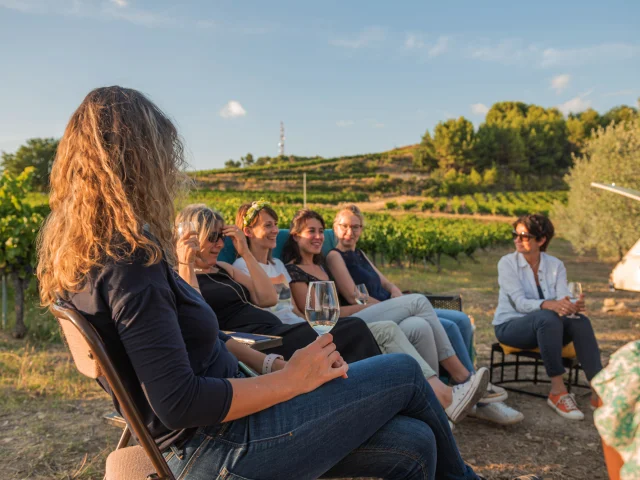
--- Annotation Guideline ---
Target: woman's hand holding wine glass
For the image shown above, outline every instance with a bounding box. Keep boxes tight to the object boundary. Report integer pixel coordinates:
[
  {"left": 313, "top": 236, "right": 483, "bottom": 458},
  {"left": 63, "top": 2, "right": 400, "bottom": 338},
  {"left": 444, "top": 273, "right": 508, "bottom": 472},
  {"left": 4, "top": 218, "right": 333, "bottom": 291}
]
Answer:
[{"left": 176, "top": 221, "right": 199, "bottom": 266}]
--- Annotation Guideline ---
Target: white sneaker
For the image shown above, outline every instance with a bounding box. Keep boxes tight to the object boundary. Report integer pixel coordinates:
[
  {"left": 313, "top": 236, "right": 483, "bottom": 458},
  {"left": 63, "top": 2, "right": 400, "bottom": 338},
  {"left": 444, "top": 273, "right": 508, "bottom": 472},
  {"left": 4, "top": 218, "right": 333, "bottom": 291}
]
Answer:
[
  {"left": 481, "top": 382, "right": 508, "bottom": 403},
  {"left": 445, "top": 367, "right": 489, "bottom": 423},
  {"left": 469, "top": 402, "right": 524, "bottom": 425}
]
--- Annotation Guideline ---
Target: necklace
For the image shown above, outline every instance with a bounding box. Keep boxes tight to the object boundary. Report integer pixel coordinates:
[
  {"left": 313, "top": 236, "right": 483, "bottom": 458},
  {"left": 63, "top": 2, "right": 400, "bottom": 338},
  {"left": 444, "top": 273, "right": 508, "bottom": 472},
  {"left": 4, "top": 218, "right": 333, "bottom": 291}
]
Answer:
[{"left": 197, "top": 265, "right": 257, "bottom": 308}]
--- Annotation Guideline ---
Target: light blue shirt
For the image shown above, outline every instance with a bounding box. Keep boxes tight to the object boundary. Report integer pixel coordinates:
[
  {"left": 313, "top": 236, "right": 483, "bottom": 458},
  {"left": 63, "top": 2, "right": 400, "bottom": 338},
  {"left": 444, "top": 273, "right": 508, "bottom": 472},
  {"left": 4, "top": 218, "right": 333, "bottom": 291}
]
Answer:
[{"left": 493, "top": 251, "right": 572, "bottom": 326}]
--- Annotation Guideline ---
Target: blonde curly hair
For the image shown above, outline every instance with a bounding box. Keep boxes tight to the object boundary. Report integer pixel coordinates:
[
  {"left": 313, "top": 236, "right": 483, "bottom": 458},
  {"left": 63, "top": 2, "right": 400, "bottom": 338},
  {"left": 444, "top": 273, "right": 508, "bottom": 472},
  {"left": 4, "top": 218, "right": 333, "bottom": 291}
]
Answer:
[{"left": 38, "top": 86, "right": 188, "bottom": 306}]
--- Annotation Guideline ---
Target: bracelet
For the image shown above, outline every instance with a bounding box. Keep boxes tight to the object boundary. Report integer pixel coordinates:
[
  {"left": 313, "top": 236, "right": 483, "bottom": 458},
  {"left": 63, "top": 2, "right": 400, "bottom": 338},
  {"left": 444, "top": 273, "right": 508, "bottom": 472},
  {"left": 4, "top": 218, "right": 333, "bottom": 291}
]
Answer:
[
  {"left": 262, "top": 354, "right": 284, "bottom": 375},
  {"left": 178, "top": 261, "right": 194, "bottom": 266}
]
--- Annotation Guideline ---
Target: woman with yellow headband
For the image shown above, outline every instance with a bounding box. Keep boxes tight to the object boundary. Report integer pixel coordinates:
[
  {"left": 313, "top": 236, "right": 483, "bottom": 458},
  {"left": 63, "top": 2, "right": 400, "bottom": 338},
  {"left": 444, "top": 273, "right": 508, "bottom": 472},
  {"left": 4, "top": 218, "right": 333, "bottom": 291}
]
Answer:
[{"left": 175, "top": 203, "right": 382, "bottom": 363}]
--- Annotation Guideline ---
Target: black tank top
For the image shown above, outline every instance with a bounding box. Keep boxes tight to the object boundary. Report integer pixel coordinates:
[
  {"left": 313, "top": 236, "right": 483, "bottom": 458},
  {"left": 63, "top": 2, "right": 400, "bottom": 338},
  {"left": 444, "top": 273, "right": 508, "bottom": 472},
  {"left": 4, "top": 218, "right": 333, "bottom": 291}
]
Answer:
[{"left": 197, "top": 268, "right": 281, "bottom": 331}]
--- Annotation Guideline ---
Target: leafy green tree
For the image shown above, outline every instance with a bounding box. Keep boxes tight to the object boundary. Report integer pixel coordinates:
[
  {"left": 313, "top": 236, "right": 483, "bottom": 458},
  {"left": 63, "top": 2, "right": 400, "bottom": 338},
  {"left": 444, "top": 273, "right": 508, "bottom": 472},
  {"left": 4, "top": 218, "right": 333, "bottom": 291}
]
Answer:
[
  {"left": 431, "top": 117, "right": 476, "bottom": 172},
  {"left": 413, "top": 143, "right": 438, "bottom": 169},
  {"left": 474, "top": 123, "right": 527, "bottom": 172},
  {"left": 241, "top": 153, "right": 255, "bottom": 167},
  {"left": 224, "top": 159, "right": 241, "bottom": 168},
  {"left": 0, "top": 138, "right": 59, "bottom": 192},
  {"left": 601, "top": 105, "right": 638, "bottom": 126},
  {"left": 0, "top": 167, "right": 45, "bottom": 338},
  {"left": 567, "top": 109, "right": 602, "bottom": 154},
  {"left": 468, "top": 168, "right": 482, "bottom": 187},
  {"left": 554, "top": 119, "right": 640, "bottom": 261},
  {"left": 484, "top": 102, "right": 570, "bottom": 174}
]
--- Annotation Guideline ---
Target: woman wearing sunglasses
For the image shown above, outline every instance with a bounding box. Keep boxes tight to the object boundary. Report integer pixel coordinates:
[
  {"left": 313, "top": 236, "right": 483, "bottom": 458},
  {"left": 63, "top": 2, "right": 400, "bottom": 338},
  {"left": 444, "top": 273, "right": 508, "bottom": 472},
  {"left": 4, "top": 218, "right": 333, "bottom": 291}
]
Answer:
[
  {"left": 175, "top": 203, "right": 382, "bottom": 364},
  {"left": 325, "top": 205, "right": 523, "bottom": 426},
  {"left": 494, "top": 214, "right": 603, "bottom": 420}
]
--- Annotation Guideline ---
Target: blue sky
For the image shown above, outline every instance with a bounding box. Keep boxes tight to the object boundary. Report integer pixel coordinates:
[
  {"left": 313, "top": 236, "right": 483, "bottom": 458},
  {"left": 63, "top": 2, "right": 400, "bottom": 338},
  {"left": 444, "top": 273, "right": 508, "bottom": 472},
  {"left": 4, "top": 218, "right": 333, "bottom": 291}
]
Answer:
[{"left": 1, "top": 0, "right": 638, "bottom": 170}]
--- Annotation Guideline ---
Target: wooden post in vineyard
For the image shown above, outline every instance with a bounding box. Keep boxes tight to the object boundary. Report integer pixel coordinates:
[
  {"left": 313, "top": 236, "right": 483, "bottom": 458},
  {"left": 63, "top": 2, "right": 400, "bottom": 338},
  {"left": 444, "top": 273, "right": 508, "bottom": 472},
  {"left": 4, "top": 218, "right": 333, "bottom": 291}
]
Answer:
[{"left": 303, "top": 173, "right": 307, "bottom": 208}]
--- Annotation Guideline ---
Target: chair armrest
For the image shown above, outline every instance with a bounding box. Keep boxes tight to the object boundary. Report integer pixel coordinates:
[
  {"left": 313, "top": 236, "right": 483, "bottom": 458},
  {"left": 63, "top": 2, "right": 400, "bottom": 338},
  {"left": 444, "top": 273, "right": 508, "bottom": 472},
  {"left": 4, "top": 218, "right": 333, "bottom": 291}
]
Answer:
[
  {"left": 402, "top": 291, "right": 463, "bottom": 311},
  {"left": 238, "top": 361, "right": 259, "bottom": 377}
]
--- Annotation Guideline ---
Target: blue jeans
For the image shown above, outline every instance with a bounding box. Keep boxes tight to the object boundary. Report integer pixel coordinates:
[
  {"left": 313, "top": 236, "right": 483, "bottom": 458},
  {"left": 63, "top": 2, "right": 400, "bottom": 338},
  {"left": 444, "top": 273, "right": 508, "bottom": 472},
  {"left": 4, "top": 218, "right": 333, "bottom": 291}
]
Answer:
[
  {"left": 495, "top": 310, "right": 603, "bottom": 380},
  {"left": 165, "top": 354, "right": 479, "bottom": 480},
  {"left": 436, "top": 309, "right": 475, "bottom": 373}
]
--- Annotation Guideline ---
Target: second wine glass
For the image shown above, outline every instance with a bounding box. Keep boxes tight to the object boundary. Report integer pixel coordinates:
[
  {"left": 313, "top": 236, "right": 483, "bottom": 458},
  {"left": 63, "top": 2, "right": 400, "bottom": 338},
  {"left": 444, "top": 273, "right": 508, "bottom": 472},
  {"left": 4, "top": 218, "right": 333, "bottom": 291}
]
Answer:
[
  {"left": 566, "top": 282, "right": 582, "bottom": 319},
  {"left": 354, "top": 283, "right": 369, "bottom": 305},
  {"left": 305, "top": 281, "right": 340, "bottom": 335}
]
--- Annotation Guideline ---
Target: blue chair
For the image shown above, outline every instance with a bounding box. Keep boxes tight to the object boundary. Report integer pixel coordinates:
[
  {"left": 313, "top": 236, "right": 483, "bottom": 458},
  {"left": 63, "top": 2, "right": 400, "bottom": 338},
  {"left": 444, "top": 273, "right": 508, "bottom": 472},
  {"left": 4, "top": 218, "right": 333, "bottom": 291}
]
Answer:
[{"left": 217, "top": 228, "right": 338, "bottom": 264}]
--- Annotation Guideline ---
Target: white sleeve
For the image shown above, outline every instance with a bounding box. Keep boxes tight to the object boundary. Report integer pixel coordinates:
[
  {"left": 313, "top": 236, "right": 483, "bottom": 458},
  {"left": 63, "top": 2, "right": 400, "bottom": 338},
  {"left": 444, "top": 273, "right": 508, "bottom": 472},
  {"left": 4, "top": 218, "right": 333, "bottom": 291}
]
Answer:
[
  {"left": 232, "top": 257, "right": 250, "bottom": 275},
  {"left": 274, "top": 258, "right": 292, "bottom": 283},
  {"left": 554, "top": 261, "right": 572, "bottom": 299},
  {"left": 497, "top": 256, "right": 544, "bottom": 312}
]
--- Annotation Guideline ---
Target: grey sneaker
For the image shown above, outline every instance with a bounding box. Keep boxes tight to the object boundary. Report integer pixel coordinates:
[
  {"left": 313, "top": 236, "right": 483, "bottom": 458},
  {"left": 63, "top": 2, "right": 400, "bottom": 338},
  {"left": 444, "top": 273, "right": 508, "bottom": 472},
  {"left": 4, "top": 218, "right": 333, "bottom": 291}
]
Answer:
[
  {"left": 445, "top": 367, "right": 489, "bottom": 423},
  {"left": 469, "top": 402, "right": 524, "bottom": 425}
]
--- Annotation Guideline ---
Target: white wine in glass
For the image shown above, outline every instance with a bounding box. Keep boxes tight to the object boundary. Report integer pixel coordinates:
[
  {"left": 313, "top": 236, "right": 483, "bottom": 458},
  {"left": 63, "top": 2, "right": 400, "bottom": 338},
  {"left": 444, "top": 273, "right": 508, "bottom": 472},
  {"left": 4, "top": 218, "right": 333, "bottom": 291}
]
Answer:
[
  {"left": 176, "top": 221, "right": 197, "bottom": 238},
  {"left": 566, "top": 282, "right": 582, "bottom": 319},
  {"left": 354, "top": 284, "right": 369, "bottom": 305},
  {"left": 305, "top": 281, "right": 340, "bottom": 335}
]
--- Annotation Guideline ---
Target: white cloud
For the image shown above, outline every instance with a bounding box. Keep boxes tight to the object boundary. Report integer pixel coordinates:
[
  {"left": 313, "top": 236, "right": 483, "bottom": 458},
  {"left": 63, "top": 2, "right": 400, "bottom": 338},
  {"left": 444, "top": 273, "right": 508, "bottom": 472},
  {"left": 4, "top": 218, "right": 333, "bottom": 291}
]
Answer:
[
  {"left": 219, "top": 101, "right": 247, "bottom": 119},
  {"left": 404, "top": 34, "right": 450, "bottom": 58},
  {"left": 603, "top": 89, "right": 637, "bottom": 97},
  {"left": 541, "top": 43, "right": 640, "bottom": 68},
  {"left": 336, "top": 120, "right": 354, "bottom": 127},
  {"left": 558, "top": 91, "right": 593, "bottom": 115},
  {"left": 469, "top": 39, "right": 640, "bottom": 68},
  {"left": 551, "top": 74, "right": 571, "bottom": 94},
  {"left": 470, "top": 103, "right": 489, "bottom": 115},
  {"left": 0, "top": 0, "right": 175, "bottom": 27},
  {"left": 329, "top": 26, "right": 386, "bottom": 49},
  {"left": 373, "top": 122, "right": 385, "bottom": 128}
]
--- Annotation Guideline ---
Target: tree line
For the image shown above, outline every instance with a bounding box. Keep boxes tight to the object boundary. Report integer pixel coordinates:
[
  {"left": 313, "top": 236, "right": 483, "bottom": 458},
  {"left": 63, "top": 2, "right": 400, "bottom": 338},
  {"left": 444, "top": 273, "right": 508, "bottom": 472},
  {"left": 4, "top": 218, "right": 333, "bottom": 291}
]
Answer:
[{"left": 224, "top": 101, "right": 639, "bottom": 177}]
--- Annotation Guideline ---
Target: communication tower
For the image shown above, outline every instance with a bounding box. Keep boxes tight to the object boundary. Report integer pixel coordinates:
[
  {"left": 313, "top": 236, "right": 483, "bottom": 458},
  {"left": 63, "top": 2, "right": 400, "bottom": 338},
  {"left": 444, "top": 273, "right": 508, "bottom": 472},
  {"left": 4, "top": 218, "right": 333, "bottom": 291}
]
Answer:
[{"left": 277, "top": 121, "right": 285, "bottom": 156}]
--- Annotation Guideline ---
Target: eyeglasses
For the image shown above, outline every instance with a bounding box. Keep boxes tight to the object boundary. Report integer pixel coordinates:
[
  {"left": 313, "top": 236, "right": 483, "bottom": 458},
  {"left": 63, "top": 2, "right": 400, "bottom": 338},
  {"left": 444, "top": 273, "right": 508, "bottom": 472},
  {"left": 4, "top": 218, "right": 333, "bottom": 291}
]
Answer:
[
  {"left": 511, "top": 230, "right": 536, "bottom": 241},
  {"left": 207, "top": 231, "right": 225, "bottom": 243},
  {"left": 337, "top": 223, "right": 362, "bottom": 232}
]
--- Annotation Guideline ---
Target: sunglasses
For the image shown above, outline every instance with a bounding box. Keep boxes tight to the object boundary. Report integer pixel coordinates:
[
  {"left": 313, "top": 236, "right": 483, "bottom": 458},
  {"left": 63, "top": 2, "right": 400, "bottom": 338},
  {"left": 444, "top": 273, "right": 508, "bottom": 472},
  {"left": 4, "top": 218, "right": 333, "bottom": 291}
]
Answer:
[
  {"left": 207, "top": 230, "right": 225, "bottom": 243},
  {"left": 337, "top": 223, "right": 362, "bottom": 232},
  {"left": 511, "top": 230, "right": 536, "bottom": 241}
]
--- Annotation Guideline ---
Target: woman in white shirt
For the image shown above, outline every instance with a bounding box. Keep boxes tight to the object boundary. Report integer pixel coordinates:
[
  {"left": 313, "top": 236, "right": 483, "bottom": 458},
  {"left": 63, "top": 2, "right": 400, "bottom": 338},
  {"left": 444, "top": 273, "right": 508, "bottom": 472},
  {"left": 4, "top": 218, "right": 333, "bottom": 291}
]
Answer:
[{"left": 494, "top": 214, "right": 603, "bottom": 420}]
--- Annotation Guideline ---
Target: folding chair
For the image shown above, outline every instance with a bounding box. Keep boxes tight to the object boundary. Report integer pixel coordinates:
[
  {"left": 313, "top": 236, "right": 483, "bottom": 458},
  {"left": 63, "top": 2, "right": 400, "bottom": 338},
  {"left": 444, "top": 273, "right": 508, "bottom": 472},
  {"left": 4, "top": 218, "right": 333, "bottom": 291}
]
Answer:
[{"left": 51, "top": 303, "right": 175, "bottom": 480}]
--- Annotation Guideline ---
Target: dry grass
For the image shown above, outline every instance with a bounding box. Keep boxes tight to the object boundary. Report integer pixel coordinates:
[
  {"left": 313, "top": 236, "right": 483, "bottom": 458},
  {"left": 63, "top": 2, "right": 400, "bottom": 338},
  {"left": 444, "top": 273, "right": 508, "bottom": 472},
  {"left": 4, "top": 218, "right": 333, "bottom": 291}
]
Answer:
[{"left": 1, "top": 238, "right": 638, "bottom": 479}]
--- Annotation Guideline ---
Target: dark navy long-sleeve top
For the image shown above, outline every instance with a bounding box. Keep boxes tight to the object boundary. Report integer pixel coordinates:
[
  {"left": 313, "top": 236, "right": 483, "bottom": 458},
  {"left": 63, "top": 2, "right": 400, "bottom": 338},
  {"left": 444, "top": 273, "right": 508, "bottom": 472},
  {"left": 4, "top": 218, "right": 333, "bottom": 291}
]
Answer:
[{"left": 70, "top": 249, "right": 239, "bottom": 450}]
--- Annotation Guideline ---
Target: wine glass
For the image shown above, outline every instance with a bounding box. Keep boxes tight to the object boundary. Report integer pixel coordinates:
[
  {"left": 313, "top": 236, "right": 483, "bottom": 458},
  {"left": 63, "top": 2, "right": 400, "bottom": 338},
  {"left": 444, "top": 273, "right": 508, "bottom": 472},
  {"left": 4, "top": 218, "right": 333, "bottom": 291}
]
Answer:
[
  {"left": 354, "top": 284, "right": 369, "bottom": 305},
  {"left": 272, "top": 283, "right": 292, "bottom": 313},
  {"left": 305, "top": 281, "right": 340, "bottom": 335},
  {"left": 176, "top": 221, "right": 197, "bottom": 238},
  {"left": 566, "top": 282, "right": 583, "bottom": 319}
]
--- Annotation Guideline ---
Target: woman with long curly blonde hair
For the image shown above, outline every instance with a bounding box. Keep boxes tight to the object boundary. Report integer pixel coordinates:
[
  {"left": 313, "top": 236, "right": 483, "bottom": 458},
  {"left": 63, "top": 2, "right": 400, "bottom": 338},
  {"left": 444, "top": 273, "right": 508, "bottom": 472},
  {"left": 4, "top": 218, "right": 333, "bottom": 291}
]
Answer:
[{"left": 37, "top": 86, "right": 482, "bottom": 480}]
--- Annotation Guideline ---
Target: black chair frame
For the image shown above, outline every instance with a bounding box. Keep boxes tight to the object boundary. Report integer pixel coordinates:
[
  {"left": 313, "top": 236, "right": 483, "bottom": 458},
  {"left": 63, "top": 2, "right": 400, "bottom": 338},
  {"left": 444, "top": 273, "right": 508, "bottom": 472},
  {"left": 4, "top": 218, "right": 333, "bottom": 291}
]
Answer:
[{"left": 489, "top": 342, "right": 591, "bottom": 399}]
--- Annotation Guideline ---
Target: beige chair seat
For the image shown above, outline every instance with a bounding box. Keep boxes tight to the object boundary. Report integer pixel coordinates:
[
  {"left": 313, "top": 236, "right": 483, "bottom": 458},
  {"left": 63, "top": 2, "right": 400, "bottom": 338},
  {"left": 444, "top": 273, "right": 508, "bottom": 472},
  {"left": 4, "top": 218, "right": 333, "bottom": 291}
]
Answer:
[{"left": 105, "top": 445, "right": 158, "bottom": 480}]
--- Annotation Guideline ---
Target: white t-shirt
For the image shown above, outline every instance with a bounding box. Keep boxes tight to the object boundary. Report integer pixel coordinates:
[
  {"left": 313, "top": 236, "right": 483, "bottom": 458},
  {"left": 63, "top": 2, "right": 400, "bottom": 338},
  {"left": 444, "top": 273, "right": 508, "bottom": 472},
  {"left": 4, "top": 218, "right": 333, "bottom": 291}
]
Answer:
[{"left": 232, "top": 257, "right": 304, "bottom": 325}]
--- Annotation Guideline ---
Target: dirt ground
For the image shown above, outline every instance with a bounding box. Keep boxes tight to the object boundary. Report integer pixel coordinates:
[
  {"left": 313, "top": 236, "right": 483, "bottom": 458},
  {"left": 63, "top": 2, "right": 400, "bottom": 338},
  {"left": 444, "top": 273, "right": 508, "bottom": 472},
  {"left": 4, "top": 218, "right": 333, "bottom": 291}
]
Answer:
[{"left": 1, "top": 239, "right": 638, "bottom": 479}]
